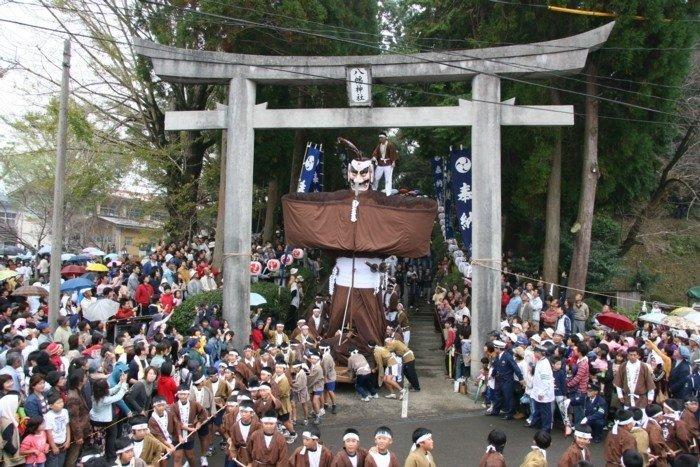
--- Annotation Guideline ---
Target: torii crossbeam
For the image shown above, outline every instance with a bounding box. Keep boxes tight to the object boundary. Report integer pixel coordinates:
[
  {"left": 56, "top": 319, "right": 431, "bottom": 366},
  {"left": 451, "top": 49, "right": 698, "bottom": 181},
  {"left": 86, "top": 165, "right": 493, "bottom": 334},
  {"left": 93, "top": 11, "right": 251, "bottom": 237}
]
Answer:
[{"left": 135, "top": 22, "right": 614, "bottom": 375}]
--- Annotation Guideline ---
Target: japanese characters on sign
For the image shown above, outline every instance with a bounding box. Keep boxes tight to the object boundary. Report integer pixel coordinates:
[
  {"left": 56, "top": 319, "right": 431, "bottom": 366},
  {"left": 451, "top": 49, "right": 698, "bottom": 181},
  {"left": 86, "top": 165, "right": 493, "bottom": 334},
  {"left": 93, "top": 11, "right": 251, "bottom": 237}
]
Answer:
[{"left": 346, "top": 66, "right": 372, "bottom": 107}]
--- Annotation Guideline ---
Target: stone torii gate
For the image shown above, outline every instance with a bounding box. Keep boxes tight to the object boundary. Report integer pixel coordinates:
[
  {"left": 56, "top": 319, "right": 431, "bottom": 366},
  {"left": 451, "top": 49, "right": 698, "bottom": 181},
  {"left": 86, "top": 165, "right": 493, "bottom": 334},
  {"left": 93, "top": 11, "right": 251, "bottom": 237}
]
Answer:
[{"left": 135, "top": 23, "right": 613, "bottom": 372}]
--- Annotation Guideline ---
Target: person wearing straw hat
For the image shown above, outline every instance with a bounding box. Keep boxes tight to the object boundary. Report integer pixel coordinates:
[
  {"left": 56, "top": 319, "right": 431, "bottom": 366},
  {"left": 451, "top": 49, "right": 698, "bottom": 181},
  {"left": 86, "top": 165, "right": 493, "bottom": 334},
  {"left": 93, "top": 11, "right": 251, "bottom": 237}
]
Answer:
[
  {"left": 331, "top": 428, "right": 367, "bottom": 467},
  {"left": 246, "top": 410, "right": 288, "bottom": 467},
  {"left": 365, "top": 426, "right": 400, "bottom": 467},
  {"left": 170, "top": 383, "right": 207, "bottom": 467},
  {"left": 113, "top": 437, "right": 147, "bottom": 467},
  {"left": 404, "top": 427, "right": 436, "bottom": 467},
  {"left": 558, "top": 424, "right": 592, "bottom": 466},
  {"left": 603, "top": 409, "right": 637, "bottom": 467},
  {"left": 288, "top": 426, "right": 333, "bottom": 467},
  {"left": 128, "top": 416, "right": 171, "bottom": 467},
  {"left": 222, "top": 400, "right": 260, "bottom": 467}
]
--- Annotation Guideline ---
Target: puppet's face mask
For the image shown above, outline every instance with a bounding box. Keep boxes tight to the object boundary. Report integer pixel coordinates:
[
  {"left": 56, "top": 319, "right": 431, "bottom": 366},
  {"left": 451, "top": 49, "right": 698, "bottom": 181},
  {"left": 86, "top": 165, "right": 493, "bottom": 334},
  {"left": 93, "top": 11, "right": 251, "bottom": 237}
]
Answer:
[{"left": 348, "top": 159, "right": 373, "bottom": 193}]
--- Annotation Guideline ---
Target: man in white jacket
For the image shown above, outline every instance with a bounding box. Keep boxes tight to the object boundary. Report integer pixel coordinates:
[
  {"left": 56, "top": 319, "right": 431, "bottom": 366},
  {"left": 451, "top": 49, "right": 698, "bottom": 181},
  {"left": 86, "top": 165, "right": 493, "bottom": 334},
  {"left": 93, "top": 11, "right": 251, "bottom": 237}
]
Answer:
[{"left": 529, "top": 346, "right": 555, "bottom": 432}]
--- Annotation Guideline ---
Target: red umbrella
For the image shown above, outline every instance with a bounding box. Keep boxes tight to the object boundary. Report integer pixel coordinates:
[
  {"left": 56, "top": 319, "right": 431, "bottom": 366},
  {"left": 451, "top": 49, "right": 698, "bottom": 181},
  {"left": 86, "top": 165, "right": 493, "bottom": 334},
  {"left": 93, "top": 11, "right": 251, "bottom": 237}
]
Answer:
[
  {"left": 597, "top": 312, "right": 635, "bottom": 332},
  {"left": 61, "top": 264, "right": 86, "bottom": 276}
]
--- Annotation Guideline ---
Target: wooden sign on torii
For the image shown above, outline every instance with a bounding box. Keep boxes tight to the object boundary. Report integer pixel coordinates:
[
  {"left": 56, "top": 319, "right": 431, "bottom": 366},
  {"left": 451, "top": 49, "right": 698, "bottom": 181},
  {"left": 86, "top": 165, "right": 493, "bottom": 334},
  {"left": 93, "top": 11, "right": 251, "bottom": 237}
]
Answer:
[{"left": 135, "top": 22, "right": 613, "bottom": 373}]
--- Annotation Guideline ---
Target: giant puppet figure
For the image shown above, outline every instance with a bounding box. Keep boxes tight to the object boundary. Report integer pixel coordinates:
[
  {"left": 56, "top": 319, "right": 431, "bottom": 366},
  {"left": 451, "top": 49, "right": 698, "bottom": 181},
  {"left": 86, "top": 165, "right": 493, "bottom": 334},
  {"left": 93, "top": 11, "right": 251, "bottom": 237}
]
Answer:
[{"left": 282, "top": 138, "right": 436, "bottom": 363}]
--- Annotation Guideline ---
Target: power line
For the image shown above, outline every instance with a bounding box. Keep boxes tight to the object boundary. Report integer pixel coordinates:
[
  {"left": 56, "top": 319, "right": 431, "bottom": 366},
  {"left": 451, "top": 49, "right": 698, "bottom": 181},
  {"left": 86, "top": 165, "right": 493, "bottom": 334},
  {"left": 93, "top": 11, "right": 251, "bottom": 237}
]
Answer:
[
  {"left": 146, "top": 1, "right": 693, "bottom": 122},
  {"left": 0, "top": 16, "right": 689, "bottom": 127}
]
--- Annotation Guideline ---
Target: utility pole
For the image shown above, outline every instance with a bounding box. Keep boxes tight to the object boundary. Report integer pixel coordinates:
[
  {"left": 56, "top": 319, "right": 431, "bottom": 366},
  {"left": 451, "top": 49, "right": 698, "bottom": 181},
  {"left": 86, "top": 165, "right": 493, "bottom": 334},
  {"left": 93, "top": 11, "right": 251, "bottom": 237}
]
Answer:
[{"left": 48, "top": 39, "right": 70, "bottom": 329}]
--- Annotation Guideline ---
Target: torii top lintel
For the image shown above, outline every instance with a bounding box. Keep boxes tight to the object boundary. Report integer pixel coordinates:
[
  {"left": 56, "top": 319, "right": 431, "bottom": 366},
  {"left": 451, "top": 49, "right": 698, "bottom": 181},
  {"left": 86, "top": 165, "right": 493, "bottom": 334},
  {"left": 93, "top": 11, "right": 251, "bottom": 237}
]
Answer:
[{"left": 134, "top": 22, "right": 614, "bottom": 85}]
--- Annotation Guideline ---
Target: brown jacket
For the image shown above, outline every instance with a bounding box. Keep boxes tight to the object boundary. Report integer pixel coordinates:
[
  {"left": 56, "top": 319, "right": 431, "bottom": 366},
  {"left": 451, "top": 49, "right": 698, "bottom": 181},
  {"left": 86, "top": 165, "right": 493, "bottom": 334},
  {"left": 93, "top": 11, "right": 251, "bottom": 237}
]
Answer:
[
  {"left": 289, "top": 444, "right": 333, "bottom": 467},
  {"left": 331, "top": 448, "right": 367, "bottom": 467},
  {"left": 148, "top": 410, "right": 176, "bottom": 447},
  {"left": 371, "top": 142, "right": 398, "bottom": 166},
  {"left": 557, "top": 442, "right": 590, "bottom": 467},
  {"left": 478, "top": 451, "right": 506, "bottom": 467},
  {"left": 65, "top": 389, "right": 91, "bottom": 442},
  {"left": 170, "top": 400, "right": 208, "bottom": 443},
  {"left": 136, "top": 433, "right": 169, "bottom": 466},
  {"left": 225, "top": 418, "right": 261, "bottom": 465},
  {"left": 612, "top": 361, "right": 655, "bottom": 408},
  {"left": 603, "top": 429, "right": 637, "bottom": 467},
  {"left": 246, "top": 429, "right": 288, "bottom": 467},
  {"left": 364, "top": 449, "right": 400, "bottom": 467}
]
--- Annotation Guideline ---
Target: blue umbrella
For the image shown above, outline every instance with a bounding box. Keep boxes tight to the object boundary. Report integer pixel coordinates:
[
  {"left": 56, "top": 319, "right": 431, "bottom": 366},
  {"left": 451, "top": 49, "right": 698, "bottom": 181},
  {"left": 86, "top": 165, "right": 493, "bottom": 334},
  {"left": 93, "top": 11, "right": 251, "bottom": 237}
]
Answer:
[
  {"left": 104, "top": 253, "right": 120, "bottom": 261},
  {"left": 69, "top": 254, "right": 92, "bottom": 263},
  {"left": 60, "top": 277, "right": 94, "bottom": 292}
]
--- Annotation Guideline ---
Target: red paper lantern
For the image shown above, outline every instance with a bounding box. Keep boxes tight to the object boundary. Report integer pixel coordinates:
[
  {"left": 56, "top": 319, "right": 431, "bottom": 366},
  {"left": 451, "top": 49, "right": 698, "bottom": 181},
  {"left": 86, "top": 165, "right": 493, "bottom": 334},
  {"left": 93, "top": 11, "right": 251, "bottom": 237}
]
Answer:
[
  {"left": 266, "top": 259, "right": 280, "bottom": 272},
  {"left": 292, "top": 248, "right": 304, "bottom": 259},
  {"left": 249, "top": 261, "right": 262, "bottom": 276}
]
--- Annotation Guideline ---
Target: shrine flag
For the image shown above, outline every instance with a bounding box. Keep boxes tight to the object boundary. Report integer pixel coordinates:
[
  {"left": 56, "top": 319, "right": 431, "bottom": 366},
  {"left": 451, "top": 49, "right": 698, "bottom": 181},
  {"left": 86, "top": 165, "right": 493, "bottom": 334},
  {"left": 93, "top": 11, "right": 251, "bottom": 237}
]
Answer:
[
  {"left": 450, "top": 148, "right": 472, "bottom": 252},
  {"left": 430, "top": 156, "right": 444, "bottom": 204},
  {"left": 297, "top": 143, "right": 322, "bottom": 193},
  {"left": 309, "top": 145, "right": 324, "bottom": 192}
]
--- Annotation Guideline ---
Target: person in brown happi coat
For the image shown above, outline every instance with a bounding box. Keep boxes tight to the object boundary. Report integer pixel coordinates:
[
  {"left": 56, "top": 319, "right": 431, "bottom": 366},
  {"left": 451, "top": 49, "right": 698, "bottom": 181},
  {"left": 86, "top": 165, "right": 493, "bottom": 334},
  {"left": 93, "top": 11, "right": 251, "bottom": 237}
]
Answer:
[
  {"left": 224, "top": 401, "right": 260, "bottom": 467},
  {"left": 288, "top": 427, "right": 333, "bottom": 467},
  {"left": 557, "top": 424, "right": 592, "bottom": 467},
  {"left": 680, "top": 397, "right": 699, "bottom": 454},
  {"left": 662, "top": 399, "right": 693, "bottom": 453},
  {"left": 645, "top": 404, "right": 673, "bottom": 467},
  {"left": 129, "top": 417, "right": 172, "bottom": 467},
  {"left": 365, "top": 427, "right": 401, "bottom": 467},
  {"left": 629, "top": 409, "right": 650, "bottom": 467},
  {"left": 148, "top": 397, "right": 177, "bottom": 452},
  {"left": 404, "top": 428, "right": 436, "bottom": 467},
  {"left": 478, "top": 429, "right": 507, "bottom": 467},
  {"left": 246, "top": 410, "right": 288, "bottom": 467},
  {"left": 613, "top": 347, "right": 656, "bottom": 409},
  {"left": 171, "top": 384, "right": 208, "bottom": 467},
  {"left": 331, "top": 428, "right": 367, "bottom": 467},
  {"left": 254, "top": 383, "right": 282, "bottom": 419},
  {"left": 603, "top": 409, "right": 637, "bottom": 467}
]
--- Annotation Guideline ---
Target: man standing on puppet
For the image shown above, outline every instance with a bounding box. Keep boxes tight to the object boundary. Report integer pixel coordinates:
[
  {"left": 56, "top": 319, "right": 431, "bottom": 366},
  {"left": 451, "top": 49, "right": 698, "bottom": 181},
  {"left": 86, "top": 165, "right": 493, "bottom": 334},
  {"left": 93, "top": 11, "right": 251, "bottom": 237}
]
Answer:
[{"left": 371, "top": 132, "right": 398, "bottom": 196}]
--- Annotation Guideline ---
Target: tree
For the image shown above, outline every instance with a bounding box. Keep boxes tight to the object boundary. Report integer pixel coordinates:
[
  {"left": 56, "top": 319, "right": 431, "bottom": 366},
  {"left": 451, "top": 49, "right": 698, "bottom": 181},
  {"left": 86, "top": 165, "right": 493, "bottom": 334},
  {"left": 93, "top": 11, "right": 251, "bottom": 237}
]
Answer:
[{"left": 0, "top": 99, "right": 130, "bottom": 249}]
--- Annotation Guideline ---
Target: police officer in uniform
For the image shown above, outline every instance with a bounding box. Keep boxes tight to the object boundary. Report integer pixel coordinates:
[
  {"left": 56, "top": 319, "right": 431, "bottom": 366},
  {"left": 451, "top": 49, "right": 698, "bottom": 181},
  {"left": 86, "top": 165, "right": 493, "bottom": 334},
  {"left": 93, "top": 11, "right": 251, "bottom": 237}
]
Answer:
[
  {"left": 489, "top": 340, "right": 523, "bottom": 420},
  {"left": 580, "top": 382, "right": 608, "bottom": 443}
]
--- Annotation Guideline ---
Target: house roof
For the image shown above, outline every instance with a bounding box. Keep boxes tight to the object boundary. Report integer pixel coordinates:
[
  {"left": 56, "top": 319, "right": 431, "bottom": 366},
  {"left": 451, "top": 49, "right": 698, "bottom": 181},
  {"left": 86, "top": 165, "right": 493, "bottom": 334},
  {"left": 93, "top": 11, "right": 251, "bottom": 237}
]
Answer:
[{"left": 98, "top": 215, "right": 162, "bottom": 230}]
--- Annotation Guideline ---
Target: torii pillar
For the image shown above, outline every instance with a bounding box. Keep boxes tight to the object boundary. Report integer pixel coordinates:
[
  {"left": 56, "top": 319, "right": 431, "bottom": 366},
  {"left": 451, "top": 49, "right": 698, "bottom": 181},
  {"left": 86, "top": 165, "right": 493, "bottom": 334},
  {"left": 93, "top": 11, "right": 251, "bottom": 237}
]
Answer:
[{"left": 135, "top": 22, "right": 614, "bottom": 365}]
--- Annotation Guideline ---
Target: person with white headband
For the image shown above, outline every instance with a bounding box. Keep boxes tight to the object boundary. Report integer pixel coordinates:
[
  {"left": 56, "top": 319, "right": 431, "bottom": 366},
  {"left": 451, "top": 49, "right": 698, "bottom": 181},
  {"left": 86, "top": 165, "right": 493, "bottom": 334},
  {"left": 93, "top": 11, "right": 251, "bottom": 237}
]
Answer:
[
  {"left": 273, "top": 358, "right": 297, "bottom": 444},
  {"left": 365, "top": 426, "right": 399, "bottom": 467},
  {"left": 661, "top": 398, "right": 693, "bottom": 454},
  {"left": 346, "top": 346, "right": 378, "bottom": 402},
  {"left": 146, "top": 396, "right": 176, "bottom": 453},
  {"left": 190, "top": 371, "right": 215, "bottom": 464},
  {"left": 290, "top": 360, "right": 310, "bottom": 425},
  {"left": 307, "top": 352, "right": 325, "bottom": 424},
  {"left": 519, "top": 430, "right": 550, "bottom": 467},
  {"left": 222, "top": 401, "right": 260, "bottom": 467},
  {"left": 128, "top": 416, "right": 171, "bottom": 467},
  {"left": 113, "top": 436, "right": 147, "bottom": 467},
  {"left": 603, "top": 409, "right": 637, "bottom": 466},
  {"left": 477, "top": 429, "right": 506, "bottom": 467},
  {"left": 289, "top": 426, "right": 333, "bottom": 467},
  {"left": 331, "top": 428, "right": 366, "bottom": 467},
  {"left": 319, "top": 344, "right": 338, "bottom": 415},
  {"left": 171, "top": 383, "right": 207, "bottom": 467},
  {"left": 246, "top": 409, "right": 288, "bottom": 467},
  {"left": 404, "top": 427, "right": 435, "bottom": 467},
  {"left": 559, "top": 423, "right": 593, "bottom": 466},
  {"left": 680, "top": 396, "right": 699, "bottom": 454},
  {"left": 645, "top": 403, "right": 674, "bottom": 466}
]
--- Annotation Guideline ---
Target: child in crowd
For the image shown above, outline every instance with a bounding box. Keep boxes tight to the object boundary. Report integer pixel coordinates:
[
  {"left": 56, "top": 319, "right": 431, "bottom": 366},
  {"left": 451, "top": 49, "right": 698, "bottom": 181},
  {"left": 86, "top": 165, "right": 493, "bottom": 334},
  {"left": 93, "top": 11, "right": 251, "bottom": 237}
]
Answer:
[{"left": 19, "top": 416, "right": 49, "bottom": 467}]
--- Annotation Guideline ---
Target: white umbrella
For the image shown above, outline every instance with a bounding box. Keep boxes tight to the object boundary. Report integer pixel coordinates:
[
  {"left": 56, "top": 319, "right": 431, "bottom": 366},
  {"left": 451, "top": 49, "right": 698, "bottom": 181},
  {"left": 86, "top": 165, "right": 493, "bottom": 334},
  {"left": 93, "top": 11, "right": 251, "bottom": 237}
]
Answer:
[
  {"left": 61, "top": 253, "right": 75, "bottom": 262},
  {"left": 83, "top": 298, "right": 119, "bottom": 322},
  {"left": 638, "top": 312, "right": 666, "bottom": 325},
  {"left": 250, "top": 292, "right": 267, "bottom": 306},
  {"left": 681, "top": 312, "right": 700, "bottom": 326},
  {"left": 37, "top": 245, "right": 52, "bottom": 255},
  {"left": 82, "top": 247, "right": 106, "bottom": 256}
]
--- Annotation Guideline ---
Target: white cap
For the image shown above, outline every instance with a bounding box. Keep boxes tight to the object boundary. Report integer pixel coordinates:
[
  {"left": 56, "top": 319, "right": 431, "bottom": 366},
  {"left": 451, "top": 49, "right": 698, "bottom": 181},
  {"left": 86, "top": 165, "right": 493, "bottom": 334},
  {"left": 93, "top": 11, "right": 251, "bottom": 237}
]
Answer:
[{"left": 493, "top": 340, "right": 506, "bottom": 349}]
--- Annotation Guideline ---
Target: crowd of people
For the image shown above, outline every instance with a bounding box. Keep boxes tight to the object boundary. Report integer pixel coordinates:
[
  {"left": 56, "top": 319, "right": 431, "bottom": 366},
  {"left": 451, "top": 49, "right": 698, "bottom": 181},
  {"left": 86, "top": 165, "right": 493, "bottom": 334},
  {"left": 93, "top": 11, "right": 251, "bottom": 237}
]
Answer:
[{"left": 433, "top": 258, "right": 700, "bottom": 467}]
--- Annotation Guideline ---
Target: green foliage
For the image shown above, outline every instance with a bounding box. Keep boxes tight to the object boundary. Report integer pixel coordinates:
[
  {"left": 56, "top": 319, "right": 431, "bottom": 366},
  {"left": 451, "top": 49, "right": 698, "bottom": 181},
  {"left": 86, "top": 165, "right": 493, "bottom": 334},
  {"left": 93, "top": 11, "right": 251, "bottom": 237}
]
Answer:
[
  {"left": 627, "top": 262, "right": 662, "bottom": 292},
  {"left": 561, "top": 215, "right": 625, "bottom": 291},
  {"left": 170, "top": 283, "right": 292, "bottom": 334}
]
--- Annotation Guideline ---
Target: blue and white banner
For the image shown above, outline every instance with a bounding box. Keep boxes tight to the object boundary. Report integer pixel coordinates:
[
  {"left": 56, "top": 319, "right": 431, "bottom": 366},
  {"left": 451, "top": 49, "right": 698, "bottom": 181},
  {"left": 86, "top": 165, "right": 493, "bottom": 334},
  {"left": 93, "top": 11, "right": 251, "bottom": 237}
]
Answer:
[
  {"left": 430, "top": 156, "right": 444, "bottom": 204},
  {"left": 309, "top": 145, "right": 324, "bottom": 193},
  {"left": 450, "top": 148, "right": 472, "bottom": 252},
  {"left": 443, "top": 154, "right": 455, "bottom": 240},
  {"left": 297, "top": 144, "right": 323, "bottom": 193}
]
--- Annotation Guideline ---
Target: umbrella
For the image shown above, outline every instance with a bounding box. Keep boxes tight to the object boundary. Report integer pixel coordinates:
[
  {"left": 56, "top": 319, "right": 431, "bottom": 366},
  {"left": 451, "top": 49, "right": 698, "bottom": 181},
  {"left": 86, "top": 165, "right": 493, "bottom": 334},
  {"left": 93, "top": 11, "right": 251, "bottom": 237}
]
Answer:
[
  {"left": 596, "top": 312, "right": 635, "bottom": 332},
  {"left": 671, "top": 307, "right": 695, "bottom": 317},
  {"left": 638, "top": 312, "right": 666, "bottom": 325},
  {"left": 69, "top": 254, "right": 92, "bottom": 263},
  {"left": 681, "top": 312, "right": 700, "bottom": 326},
  {"left": 60, "top": 277, "right": 94, "bottom": 292},
  {"left": 61, "top": 253, "right": 75, "bottom": 262},
  {"left": 15, "top": 253, "right": 33, "bottom": 260},
  {"left": 82, "top": 272, "right": 98, "bottom": 282},
  {"left": 663, "top": 315, "right": 700, "bottom": 331},
  {"left": 250, "top": 292, "right": 267, "bottom": 306},
  {"left": 37, "top": 245, "right": 52, "bottom": 255},
  {"left": 86, "top": 263, "right": 108, "bottom": 272},
  {"left": 0, "top": 270, "right": 19, "bottom": 282},
  {"left": 83, "top": 298, "right": 119, "bottom": 322},
  {"left": 82, "top": 247, "right": 106, "bottom": 256},
  {"left": 61, "top": 265, "right": 86, "bottom": 276},
  {"left": 104, "top": 253, "right": 120, "bottom": 261},
  {"left": 11, "top": 285, "right": 49, "bottom": 298},
  {"left": 107, "top": 260, "right": 122, "bottom": 268}
]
